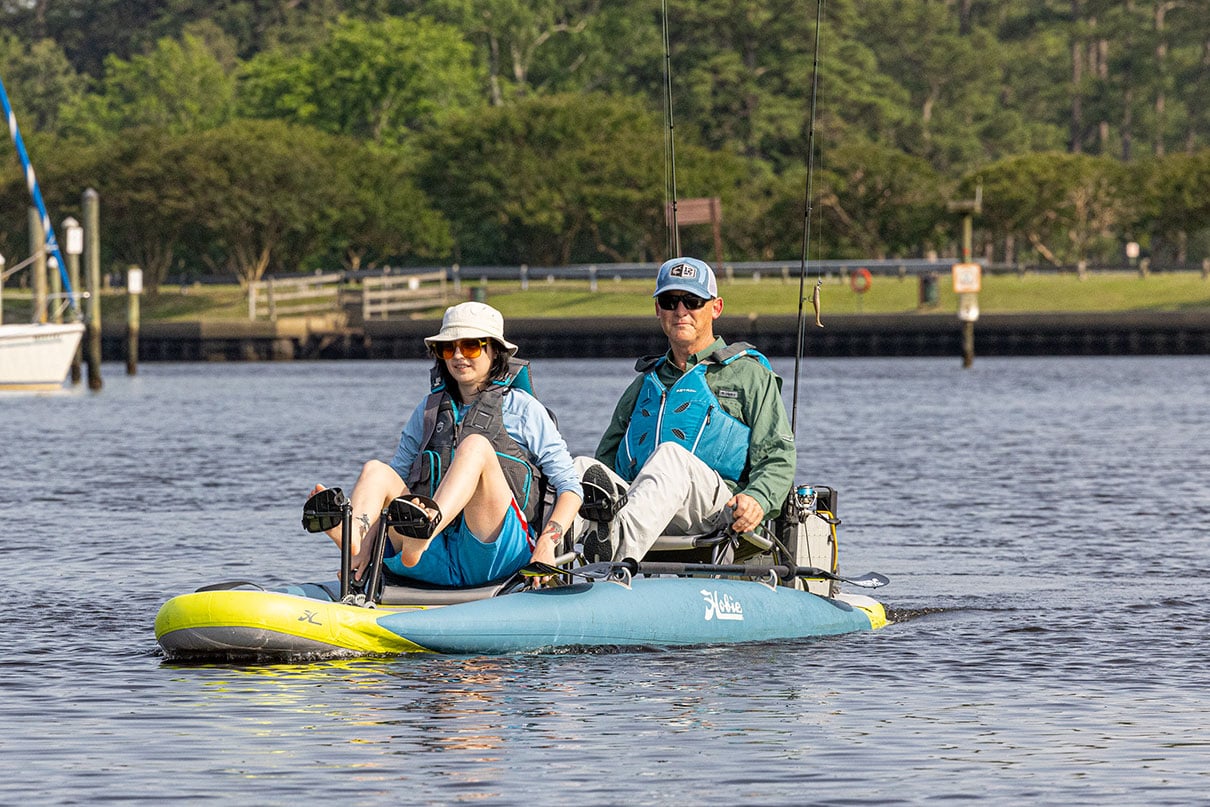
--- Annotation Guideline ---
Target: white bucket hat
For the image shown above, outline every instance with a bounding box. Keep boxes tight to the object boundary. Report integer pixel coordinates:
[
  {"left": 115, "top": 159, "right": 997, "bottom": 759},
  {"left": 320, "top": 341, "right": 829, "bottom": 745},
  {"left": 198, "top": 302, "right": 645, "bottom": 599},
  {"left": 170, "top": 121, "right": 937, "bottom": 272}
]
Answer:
[{"left": 424, "top": 301, "right": 518, "bottom": 357}]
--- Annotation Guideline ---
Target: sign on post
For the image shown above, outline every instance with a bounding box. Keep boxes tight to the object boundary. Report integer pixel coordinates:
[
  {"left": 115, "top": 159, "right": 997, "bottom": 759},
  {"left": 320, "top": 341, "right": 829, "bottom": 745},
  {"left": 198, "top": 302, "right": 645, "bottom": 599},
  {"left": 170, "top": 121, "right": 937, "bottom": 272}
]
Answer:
[{"left": 952, "top": 262, "right": 981, "bottom": 294}]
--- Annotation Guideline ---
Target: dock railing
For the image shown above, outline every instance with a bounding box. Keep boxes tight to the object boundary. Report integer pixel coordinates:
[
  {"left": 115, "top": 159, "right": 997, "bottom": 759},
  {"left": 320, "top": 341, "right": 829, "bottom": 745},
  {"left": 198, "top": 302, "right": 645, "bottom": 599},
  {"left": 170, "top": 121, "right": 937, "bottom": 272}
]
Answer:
[
  {"left": 248, "top": 272, "right": 344, "bottom": 321},
  {"left": 247, "top": 270, "right": 449, "bottom": 322},
  {"left": 360, "top": 270, "right": 447, "bottom": 320}
]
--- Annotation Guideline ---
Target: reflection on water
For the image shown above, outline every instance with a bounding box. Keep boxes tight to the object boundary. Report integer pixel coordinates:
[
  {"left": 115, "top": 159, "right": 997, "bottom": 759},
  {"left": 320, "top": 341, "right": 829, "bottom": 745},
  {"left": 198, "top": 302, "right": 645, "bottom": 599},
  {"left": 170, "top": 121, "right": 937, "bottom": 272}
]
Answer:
[{"left": 2, "top": 357, "right": 1209, "bottom": 804}]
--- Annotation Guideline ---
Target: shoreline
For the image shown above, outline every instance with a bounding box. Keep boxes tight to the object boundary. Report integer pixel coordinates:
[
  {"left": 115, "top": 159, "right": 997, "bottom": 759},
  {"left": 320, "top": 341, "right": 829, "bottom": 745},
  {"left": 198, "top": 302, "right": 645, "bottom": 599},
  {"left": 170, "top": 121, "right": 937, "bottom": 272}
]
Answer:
[{"left": 98, "top": 310, "right": 1210, "bottom": 361}]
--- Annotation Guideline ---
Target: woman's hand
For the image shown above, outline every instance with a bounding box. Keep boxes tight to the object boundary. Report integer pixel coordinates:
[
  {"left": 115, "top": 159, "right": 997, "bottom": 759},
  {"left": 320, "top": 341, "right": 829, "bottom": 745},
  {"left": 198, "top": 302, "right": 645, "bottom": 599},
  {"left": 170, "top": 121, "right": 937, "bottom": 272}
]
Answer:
[{"left": 529, "top": 519, "right": 564, "bottom": 567}]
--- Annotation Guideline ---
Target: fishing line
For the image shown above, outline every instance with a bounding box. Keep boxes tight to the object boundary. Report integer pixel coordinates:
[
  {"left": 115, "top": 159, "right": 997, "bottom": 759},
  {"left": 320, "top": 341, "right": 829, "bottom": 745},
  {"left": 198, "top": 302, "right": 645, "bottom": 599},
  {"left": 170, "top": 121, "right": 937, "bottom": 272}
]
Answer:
[
  {"left": 661, "top": 0, "right": 680, "bottom": 258},
  {"left": 791, "top": 0, "right": 826, "bottom": 435}
]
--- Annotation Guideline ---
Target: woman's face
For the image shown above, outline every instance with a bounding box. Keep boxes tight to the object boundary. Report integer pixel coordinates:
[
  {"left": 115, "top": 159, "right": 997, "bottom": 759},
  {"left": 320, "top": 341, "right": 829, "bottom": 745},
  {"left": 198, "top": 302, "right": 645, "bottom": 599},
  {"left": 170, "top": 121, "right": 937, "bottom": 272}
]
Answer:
[{"left": 440, "top": 338, "right": 496, "bottom": 389}]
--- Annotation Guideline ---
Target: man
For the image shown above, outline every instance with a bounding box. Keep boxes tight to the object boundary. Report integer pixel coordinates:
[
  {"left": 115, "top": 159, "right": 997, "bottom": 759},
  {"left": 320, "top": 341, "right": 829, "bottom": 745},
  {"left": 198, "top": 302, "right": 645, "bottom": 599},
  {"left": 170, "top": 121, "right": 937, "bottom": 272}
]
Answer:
[{"left": 575, "top": 256, "right": 797, "bottom": 563}]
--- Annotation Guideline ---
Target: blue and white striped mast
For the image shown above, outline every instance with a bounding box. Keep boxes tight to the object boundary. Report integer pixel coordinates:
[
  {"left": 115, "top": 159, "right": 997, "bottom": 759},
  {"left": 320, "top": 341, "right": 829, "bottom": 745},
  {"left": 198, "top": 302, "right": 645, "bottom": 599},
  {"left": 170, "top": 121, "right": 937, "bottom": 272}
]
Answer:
[{"left": 0, "top": 73, "right": 80, "bottom": 321}]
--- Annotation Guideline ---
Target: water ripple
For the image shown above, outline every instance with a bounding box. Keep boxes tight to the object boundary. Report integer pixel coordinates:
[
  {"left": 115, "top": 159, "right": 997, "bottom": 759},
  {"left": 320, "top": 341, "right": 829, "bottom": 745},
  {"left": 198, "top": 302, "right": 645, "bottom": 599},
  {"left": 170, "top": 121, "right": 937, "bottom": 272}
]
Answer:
[{"left": 2, "top": 357, "right": 1209, "bottom": 803}]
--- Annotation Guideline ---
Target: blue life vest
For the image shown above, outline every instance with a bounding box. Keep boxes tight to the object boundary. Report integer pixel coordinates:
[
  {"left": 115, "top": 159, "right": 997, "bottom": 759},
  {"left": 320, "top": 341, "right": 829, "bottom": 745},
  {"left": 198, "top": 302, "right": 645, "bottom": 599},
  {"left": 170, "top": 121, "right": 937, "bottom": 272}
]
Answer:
[
  {"left": 615, "top": 343, "right": 771, "bottom": 483},
  {"left": 406, "top": 359, "right": 548, "bottom": 527}
]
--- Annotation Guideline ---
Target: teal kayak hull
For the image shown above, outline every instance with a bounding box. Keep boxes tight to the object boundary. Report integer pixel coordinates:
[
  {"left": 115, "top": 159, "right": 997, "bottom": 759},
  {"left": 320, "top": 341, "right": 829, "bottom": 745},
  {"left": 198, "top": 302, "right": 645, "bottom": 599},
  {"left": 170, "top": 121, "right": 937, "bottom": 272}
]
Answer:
[
  {"left": 157, "top": 573, "right": 885, "bottom": 659},
  {"left": 376, "top": 578, "right": 882, "bottom": 654}
]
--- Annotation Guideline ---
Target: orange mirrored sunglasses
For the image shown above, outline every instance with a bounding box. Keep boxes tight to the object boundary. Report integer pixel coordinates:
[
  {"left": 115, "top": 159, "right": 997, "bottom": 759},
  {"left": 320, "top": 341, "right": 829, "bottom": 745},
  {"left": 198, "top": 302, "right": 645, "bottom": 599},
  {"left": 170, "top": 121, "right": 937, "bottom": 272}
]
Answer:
[{"left": 431, "top": 338, "right": 490, "bottom": 360}]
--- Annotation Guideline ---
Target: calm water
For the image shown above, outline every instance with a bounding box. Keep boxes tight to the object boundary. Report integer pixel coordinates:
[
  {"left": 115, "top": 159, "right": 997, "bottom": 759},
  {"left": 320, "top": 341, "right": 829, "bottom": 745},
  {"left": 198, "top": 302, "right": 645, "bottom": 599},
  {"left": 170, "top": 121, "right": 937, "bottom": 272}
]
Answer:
[{"left": 2, "top": 356, "right": 1208, "bottom": 805}]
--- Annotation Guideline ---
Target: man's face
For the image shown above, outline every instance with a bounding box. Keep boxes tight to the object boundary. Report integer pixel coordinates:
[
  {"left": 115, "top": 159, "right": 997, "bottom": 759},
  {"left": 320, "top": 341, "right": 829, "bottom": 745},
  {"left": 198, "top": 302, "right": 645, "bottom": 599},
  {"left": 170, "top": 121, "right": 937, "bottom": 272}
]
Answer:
[{"left": 655, "top": 292, "right": 724, "bottom": 353}]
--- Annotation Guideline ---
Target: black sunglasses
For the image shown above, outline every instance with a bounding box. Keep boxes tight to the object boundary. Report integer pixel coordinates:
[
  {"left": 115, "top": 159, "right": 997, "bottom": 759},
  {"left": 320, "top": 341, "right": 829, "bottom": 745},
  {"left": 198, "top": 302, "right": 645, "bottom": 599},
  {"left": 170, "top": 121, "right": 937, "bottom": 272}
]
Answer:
[{"left": 656, "top": 293, "right": 712, "bottom": 311}]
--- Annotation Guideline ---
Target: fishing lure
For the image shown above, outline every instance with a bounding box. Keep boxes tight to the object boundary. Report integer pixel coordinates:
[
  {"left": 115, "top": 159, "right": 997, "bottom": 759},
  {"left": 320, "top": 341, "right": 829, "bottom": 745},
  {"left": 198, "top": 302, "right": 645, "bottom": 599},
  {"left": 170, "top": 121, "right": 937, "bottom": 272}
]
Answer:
[{"left": 811, "top": 279, "right": 823, "bottom": 327}]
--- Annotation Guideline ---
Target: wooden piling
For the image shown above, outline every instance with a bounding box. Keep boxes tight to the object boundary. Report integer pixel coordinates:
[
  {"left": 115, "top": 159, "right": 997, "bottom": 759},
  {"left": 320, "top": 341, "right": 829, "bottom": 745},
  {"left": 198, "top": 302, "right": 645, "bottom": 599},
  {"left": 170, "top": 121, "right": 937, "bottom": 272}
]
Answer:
[
  {"left": 64, "top": 217, "right": 83, "bottom": 384},
  {"left": 83, "top": 188, "right": 103, "bottom": 390},
  {"left": 126, "top": 266, "right": 142, "bottom": 375},
  {"left": 29, "top": 207, "right": 47, "bottom": 323}
]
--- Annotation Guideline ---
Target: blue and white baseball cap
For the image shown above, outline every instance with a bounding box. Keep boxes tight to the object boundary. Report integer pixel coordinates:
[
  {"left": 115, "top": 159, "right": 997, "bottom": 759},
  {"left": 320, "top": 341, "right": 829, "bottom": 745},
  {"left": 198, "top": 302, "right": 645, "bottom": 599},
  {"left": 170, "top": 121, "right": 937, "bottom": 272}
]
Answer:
[{"left": 652, "top": 257, "right": 718, "bottom": 299}]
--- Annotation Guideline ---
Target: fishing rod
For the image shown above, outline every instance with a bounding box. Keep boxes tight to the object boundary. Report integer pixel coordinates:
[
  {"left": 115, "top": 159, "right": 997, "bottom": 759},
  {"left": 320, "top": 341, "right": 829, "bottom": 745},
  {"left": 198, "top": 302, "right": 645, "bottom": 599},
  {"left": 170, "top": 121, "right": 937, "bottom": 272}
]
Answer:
[
  {"left": 661, "top": 0, "right": 680, "bottom": 258},
  {"left": 0, "top": 74, "right": 80, "bottom": 321},
  {"left": 790, "top": 0, "right": 827, "bottom": 435}
]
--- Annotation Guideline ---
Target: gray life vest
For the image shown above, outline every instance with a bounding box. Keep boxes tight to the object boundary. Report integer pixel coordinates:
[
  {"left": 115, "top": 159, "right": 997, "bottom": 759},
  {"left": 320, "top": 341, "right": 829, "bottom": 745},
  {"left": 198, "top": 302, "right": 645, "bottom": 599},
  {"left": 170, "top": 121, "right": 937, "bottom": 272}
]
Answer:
[{"left": 405, "top": 359, "right": 549, "bottom": 529}]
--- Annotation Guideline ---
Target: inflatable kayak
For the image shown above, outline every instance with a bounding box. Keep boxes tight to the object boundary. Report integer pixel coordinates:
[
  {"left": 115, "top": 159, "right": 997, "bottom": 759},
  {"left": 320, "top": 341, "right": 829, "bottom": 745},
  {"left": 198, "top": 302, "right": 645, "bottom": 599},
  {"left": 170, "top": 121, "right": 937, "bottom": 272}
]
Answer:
[
  {"left": 155, "top": 568, "right": 887, "bottom": 659},
  {"left": 155, "top": 484, "right": 889, "bottom": 661}
]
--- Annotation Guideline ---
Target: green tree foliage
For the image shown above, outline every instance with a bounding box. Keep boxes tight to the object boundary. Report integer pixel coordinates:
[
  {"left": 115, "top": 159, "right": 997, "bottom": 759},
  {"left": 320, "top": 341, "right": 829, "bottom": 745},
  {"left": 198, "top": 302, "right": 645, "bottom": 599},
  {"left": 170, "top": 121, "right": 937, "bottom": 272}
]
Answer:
[
  {"left": 58, "top": 32, "right": 238, "bottom": 137},
  {"left": 849, "top": 0, "right": 1054, "bottom": 172},
  {"left": 0, "top": 34, "right": 84, "bottom": 132},
  {"left": 312, "top": 144, "right": 453, "bottom": 271},
  {"left": 1139, "top": 150, "right": 1210, "bottom": 263},
  {"left": 150, "top": 0, "right": 356, "bottom": 58},
  {"left": 818, "top": 142, "right": 948, "bottom": 259},
  {"left": 974, "top": 152, "right": 1130, "bottom": 265},
  {"left": 424, "top": 0, "right": 612, "bottom": 104},
  {"left": 419, "top": 93, "right": 665, "bottom": 265},
  {"left": 0, "top": 121, "right": 449, "bottom": 291},
  {"left": 4, "top": 1, "right": 1210, "bottom": 272},
  {"left": 669, "top": 0, "right": 813, "bottom": 165},
  {"left": 40, "top": 128, "right": 215, "bottom": 292},
  {"left": 177, "top": 120, "right": 447, "bottom": 285},
  {"left": 9, "top": 0, "right": 166, "bottom": 76},
  {"left": 238, "top": 15, "right": 481, "bottom": 145}
]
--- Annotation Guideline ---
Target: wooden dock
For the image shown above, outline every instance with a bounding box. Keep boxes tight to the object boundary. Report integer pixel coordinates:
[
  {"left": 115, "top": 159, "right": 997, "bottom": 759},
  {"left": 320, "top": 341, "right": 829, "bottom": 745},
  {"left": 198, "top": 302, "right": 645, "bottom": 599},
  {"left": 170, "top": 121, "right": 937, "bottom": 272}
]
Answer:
[{"left": 100, "top": 310, "right": 1210, "bottom": 361}]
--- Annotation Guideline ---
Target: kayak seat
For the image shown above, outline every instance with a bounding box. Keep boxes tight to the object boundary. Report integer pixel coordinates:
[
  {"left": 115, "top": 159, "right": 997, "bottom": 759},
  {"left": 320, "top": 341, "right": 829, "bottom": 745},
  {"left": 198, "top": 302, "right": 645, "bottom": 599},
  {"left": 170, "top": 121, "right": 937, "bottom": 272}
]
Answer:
[
  {"left": 377, "top": 573, "right": 516, "bottom": 606},
  {"left": 645, "top": 528, "right": 771, "bottom": 565}
]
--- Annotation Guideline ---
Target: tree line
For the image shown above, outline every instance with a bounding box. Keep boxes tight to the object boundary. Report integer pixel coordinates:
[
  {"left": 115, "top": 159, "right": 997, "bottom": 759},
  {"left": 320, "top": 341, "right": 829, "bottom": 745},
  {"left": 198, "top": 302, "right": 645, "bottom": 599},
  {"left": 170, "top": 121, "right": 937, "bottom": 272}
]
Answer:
[{"left": 2, "top": 1, "right": 1209, "bottom": 293}]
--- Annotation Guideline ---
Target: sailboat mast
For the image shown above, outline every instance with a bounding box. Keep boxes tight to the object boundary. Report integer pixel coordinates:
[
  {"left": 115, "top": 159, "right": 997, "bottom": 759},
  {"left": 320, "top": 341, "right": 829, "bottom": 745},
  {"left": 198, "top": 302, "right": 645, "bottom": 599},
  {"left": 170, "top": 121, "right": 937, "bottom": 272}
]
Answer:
[{"left": 0, "top": 74, "right": 79, "bottom": 321}]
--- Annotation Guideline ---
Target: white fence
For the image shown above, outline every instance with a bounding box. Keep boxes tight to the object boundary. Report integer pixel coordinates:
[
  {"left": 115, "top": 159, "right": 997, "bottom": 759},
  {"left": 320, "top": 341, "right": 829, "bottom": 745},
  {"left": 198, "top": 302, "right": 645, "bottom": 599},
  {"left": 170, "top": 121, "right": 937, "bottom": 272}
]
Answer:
[
  {"left": 361, "top": 271, "right": 447, "bottom": 320},
  {"left": 248, "top": 271, "right": 448, "bottom": 322},
  {"left": 248, "top": 272, "right": 343, "bottom": 321}
]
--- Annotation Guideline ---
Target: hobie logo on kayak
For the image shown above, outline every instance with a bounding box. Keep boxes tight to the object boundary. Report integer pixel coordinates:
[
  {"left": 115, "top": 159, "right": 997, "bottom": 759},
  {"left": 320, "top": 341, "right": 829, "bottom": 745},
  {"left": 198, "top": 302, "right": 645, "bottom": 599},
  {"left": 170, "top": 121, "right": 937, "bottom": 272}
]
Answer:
[{"left": 701, "top": 589, "right": 744, "bottom": 621}]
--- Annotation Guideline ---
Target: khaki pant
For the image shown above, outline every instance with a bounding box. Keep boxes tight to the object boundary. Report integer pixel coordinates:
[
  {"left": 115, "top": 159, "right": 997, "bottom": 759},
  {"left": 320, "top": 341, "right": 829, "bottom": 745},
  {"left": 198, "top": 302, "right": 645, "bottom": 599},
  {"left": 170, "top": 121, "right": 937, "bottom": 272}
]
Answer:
[{"left": 573, "top": 443, "right": 733, "bottom": 562}]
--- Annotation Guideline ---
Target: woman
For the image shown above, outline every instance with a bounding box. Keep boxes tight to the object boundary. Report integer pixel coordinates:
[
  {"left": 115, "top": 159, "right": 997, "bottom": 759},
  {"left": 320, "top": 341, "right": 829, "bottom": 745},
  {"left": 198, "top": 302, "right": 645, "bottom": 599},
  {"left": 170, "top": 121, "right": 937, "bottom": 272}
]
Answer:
[{"left": 310, "top": 301, "right": 582, "bottom": 587}]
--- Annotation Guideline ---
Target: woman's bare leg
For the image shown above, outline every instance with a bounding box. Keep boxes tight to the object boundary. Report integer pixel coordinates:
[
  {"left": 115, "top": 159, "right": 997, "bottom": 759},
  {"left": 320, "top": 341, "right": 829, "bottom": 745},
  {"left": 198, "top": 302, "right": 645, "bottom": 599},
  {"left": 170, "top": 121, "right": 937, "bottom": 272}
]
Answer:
[
  {"left": 393, "top": 434, "right": 514, "bottom": 568},
  {"left": 312, "top": 459, "right": 406, "bottom": 579}
]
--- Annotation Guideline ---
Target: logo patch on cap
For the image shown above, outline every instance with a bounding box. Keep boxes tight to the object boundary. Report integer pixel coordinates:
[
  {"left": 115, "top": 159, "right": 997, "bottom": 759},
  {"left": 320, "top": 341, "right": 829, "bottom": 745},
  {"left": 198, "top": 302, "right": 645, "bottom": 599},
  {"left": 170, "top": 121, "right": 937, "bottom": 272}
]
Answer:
[{"left": 669, "top": 263, "right": 698, "bottom": 279}]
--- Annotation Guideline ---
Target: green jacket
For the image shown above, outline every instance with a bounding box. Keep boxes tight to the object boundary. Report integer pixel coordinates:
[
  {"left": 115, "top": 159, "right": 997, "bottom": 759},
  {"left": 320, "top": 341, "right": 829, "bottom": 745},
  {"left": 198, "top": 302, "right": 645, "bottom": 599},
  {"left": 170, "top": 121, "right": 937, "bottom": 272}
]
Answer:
[{"left": 595, "top": 337, "right": 797, "bottom": 519}]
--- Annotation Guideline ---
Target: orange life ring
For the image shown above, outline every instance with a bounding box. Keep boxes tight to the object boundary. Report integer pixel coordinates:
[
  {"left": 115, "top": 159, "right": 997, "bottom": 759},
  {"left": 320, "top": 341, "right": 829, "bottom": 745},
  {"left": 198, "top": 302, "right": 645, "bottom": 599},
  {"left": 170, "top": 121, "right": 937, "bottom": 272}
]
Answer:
[{"left": 850, "top": 267, "right": 872, "bottom": 293}]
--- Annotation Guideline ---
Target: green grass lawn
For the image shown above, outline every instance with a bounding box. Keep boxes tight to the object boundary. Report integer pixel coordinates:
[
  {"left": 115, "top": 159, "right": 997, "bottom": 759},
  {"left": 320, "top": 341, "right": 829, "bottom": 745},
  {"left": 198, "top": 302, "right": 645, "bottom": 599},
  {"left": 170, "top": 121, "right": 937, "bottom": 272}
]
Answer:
[
  {"left": 456, "top": 271, "right": 1210, "bottom": 319},
  {"left": 4, "top": 270, "right": 1209, "bottom": 324}
]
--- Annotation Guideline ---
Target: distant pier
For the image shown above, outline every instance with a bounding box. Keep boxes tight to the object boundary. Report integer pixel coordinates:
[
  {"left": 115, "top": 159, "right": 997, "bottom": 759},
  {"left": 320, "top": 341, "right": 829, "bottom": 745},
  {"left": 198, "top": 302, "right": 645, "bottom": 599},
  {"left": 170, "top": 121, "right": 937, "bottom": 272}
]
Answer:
[{"left": 101, "top": 311, "right": 1210, "bottom": 361}]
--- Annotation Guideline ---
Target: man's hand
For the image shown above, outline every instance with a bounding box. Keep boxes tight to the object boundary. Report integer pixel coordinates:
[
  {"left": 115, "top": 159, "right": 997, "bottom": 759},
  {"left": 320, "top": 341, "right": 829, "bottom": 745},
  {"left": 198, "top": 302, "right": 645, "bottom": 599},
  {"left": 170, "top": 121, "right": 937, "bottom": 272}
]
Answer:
[{"left": 726, "top": 493, "right": 765, "bottom": 534}]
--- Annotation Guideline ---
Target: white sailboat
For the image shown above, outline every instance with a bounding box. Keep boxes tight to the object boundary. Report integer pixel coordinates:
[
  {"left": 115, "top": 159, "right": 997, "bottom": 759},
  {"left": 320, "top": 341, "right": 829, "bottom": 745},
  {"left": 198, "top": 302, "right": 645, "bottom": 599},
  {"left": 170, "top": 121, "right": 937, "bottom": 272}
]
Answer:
[
  {"left": 2, "top": 74, "right": 85, "bottom": 391},
  {"left": 0, "top": 320, "right": 84, "bottom": 391}
]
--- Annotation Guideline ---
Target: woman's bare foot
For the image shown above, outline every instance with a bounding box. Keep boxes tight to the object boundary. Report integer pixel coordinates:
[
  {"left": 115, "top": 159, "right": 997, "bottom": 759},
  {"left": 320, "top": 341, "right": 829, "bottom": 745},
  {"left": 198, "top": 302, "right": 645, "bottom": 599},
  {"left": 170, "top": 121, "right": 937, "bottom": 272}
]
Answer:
[{"left": 308, "top": 484, "right": 346, "bottom": 545}]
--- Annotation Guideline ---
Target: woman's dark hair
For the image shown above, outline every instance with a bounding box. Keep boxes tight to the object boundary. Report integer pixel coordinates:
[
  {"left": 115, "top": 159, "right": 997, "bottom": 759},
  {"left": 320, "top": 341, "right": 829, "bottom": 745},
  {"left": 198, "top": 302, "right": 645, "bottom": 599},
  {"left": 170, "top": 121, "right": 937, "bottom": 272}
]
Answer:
[{"left": 433, "top": 340, "right": 512, "bottom": 404}]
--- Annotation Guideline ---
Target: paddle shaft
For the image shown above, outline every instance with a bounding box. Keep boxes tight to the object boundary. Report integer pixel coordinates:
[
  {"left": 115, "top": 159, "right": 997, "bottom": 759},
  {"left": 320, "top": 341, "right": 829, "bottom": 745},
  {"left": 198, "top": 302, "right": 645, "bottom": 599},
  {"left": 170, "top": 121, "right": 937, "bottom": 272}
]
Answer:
[{"left": 629, "top": 561, "right": 885, "bottom": 588}]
